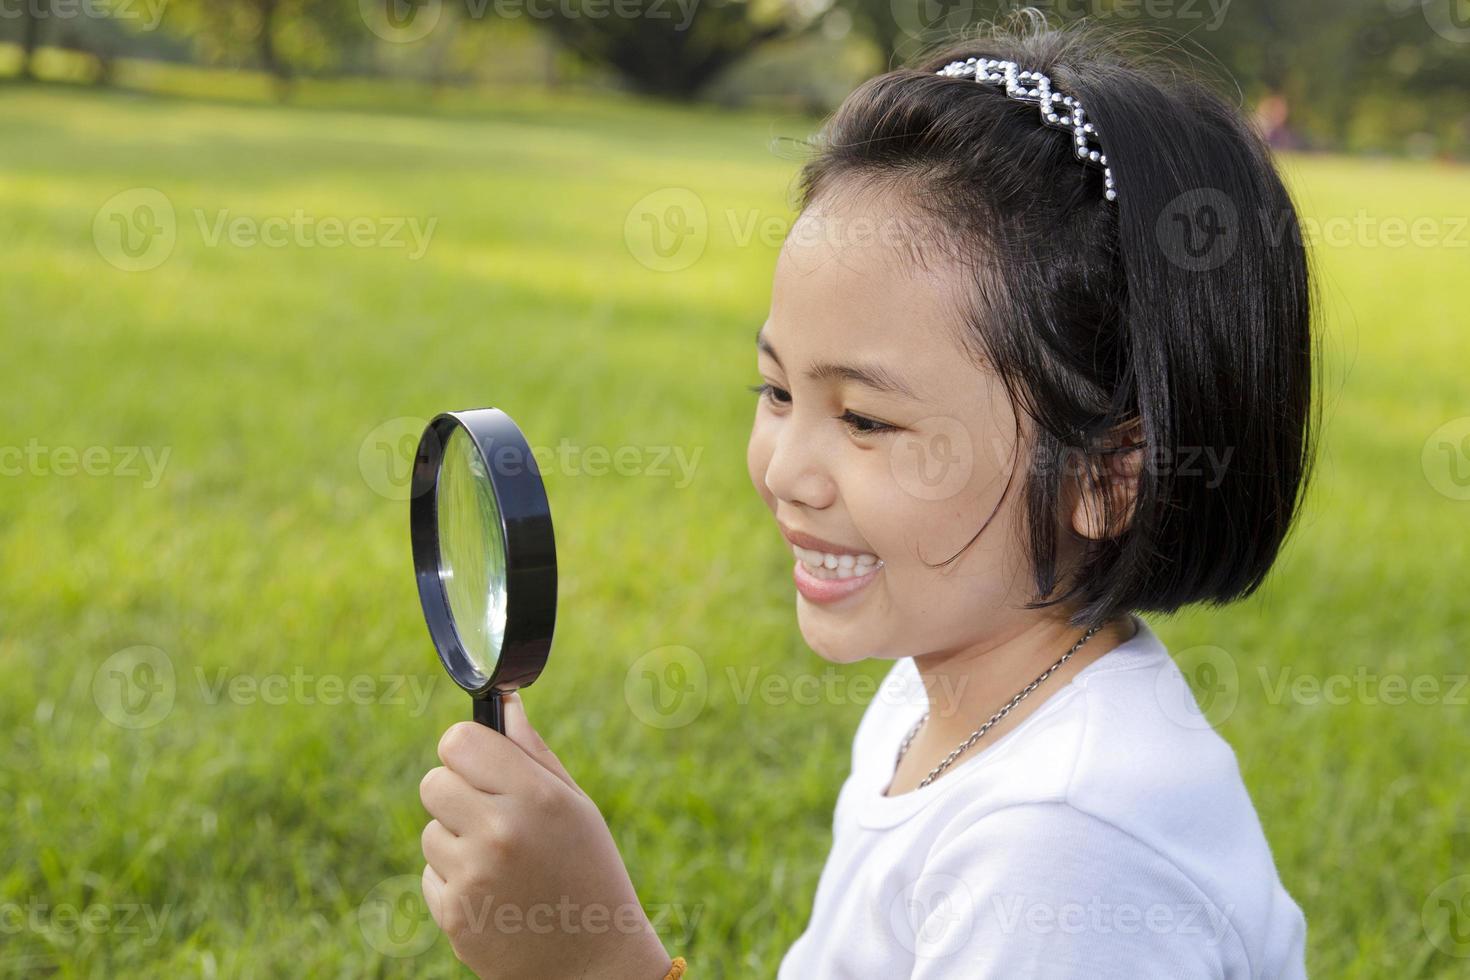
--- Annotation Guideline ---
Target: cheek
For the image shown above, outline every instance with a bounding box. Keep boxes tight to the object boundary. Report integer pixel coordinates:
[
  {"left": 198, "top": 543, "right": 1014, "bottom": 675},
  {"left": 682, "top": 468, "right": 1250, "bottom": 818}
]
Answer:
[
  {"left": 852, "top": 430, "right": 975, "bottom": 558},
  {"left": 746, "top": 416, "right": 776, "bottom": 513},
  {"left": 861, "top": 426, "right": 1023, "bottom": 594}
]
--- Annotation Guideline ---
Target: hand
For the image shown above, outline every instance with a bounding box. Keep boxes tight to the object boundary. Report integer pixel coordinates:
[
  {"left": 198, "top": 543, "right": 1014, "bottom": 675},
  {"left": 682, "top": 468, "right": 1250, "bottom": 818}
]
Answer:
[{"left": 419, "top": 693, "right": 672, "bottom": 979}]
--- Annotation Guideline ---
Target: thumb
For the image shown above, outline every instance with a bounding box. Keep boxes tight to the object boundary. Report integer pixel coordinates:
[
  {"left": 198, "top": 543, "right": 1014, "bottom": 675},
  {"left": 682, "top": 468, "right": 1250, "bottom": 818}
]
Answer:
[{"left": 501, "top": 691, "right": 584, "bottom": 798}]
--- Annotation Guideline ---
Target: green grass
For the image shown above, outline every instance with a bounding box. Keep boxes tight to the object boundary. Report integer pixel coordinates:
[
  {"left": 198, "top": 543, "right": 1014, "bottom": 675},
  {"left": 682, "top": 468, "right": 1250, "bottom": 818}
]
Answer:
[{"left": 0, "top": 76, "right": 1467, "bottom": 978}]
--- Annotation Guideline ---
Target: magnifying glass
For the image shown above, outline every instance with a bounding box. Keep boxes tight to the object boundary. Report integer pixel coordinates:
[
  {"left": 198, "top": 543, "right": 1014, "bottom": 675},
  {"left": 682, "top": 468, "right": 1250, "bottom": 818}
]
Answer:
[{"left": 409, "top": 408, "right": 556, "bottom": 733}]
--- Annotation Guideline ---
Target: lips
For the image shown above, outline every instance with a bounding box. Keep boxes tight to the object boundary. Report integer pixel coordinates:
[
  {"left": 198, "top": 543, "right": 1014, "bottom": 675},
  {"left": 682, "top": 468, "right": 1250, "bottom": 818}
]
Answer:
[
  {"left": 779, "top": 523, "right": 884, "bottom": 605},
  {"left": 792, "top": 556, "right": 884, "bottom": 604},
  {"left": 779, "top": 523, "right": 874, "bottom": 557}
]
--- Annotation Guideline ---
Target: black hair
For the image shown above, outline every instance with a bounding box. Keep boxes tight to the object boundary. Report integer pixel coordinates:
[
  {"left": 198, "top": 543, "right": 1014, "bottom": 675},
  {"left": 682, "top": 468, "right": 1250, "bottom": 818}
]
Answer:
[{"left": 792, "top": 10, "right": 1321, "bottom": 630}]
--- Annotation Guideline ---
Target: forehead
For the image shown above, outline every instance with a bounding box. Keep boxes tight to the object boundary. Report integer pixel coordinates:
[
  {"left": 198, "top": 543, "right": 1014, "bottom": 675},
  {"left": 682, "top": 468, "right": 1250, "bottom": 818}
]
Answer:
[{"left": 765, "top": 188, "right": 977, "bottom": 376}]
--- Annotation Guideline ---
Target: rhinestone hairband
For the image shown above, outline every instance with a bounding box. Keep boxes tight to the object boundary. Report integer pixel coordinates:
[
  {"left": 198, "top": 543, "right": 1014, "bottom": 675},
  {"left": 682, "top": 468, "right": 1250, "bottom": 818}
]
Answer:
[{"left": 936, "top": 57, "right": 1117, "bottom": 202}]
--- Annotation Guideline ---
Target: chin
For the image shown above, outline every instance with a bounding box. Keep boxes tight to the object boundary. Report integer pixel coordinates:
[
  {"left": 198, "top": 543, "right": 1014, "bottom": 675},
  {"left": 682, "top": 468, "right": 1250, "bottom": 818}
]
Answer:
[{"left": 795, "top": 603, "right": 887, "bottom": 665}]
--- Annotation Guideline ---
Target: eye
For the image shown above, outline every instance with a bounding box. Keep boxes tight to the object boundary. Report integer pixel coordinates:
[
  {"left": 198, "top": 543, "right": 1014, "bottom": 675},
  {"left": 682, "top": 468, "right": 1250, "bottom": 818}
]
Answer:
[
  {"left": 838, "top": 410, "right": 897, "bottom": 436},
  {"left": 747, "top": 382, "right": 792, "bottom": 406}
]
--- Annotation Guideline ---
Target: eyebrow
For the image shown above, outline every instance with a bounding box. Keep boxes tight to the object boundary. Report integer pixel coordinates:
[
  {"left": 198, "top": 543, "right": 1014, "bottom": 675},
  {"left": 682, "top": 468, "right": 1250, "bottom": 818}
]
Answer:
[{"left": 756, "top": 327, "right": 919, "bottom": 400}]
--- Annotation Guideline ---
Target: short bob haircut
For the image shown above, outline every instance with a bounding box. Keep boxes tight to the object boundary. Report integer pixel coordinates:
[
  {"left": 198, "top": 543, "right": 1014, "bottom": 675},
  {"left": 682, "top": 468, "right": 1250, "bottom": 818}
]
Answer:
[{"left": 793, "top": 11, "right": 1321, "bottom": 630}]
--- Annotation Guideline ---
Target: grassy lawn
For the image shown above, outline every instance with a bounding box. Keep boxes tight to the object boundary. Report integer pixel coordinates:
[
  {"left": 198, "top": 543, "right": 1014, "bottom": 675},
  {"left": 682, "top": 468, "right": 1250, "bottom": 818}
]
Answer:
[{"left": 0, "top": 77, "right": 1467, "bottom": 978}]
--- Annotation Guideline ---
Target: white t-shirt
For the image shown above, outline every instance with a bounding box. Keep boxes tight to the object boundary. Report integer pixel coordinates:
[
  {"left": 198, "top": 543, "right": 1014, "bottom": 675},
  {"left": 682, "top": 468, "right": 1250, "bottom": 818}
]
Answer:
[{"left": 776, "top": 613, "right": 1308, "bottom": 979}]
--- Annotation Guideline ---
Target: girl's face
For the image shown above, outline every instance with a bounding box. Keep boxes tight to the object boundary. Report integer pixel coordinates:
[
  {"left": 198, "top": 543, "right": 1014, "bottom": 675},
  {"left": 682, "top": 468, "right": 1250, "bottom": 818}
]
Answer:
[{"left": 746, "top": 188, "right": 1065, "bottom": 665}]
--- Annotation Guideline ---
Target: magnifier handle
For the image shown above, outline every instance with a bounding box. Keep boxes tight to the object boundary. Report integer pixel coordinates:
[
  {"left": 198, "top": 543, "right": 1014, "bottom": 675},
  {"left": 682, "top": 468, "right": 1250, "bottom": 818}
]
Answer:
[{"left": 473, "top": 694, "right": 504, "bottom": 733}]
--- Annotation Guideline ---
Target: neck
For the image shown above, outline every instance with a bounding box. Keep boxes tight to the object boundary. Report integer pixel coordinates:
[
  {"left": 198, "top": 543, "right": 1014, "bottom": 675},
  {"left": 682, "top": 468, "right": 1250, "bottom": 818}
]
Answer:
[
  {"left": 883, "top": 610, "right": 1139, "bottom": 796},
  {"left": 911, "top": 611, "right": 1137, "bottom": 732}
]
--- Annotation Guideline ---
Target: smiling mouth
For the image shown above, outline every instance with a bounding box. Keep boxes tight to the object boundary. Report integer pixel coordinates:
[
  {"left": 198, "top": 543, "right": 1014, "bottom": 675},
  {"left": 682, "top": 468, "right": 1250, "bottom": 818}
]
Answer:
[
  {"left": 789, "top": 543, "right": 882, "bottom": 580},
  {"left": 791, "top": 553, "right": 884, "bottom": 605}
]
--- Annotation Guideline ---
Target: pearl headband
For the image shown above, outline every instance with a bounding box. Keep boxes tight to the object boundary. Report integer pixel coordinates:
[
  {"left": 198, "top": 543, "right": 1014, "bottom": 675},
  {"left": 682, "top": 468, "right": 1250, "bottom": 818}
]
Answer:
[{"left": 936, "top": 57, "right": 1118, "bottom": 202}]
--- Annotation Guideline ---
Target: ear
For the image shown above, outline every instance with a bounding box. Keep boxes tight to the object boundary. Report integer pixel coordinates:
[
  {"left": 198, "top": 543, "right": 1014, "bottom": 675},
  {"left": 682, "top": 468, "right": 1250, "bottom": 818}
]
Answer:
[{"left": 1068, "top": 418, "right": 1146, "bottom": 541}]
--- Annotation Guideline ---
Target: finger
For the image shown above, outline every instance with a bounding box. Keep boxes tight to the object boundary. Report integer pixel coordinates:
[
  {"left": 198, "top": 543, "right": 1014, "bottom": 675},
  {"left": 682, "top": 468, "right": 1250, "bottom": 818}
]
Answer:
[
  {"left": 422, "top": 863, "right": 450, "bottom": 933},
  {"left": 500, "top": 691, "right": 584, "bottom": 797},
  {"left": 419, "top": 766, "right": 493, "bottom": 836},
  {"left": 420, "top": 819, "right": 464, "bottom": 884},
  {"left": 437, "top": 720, "right": 539, "bottom": 796}
]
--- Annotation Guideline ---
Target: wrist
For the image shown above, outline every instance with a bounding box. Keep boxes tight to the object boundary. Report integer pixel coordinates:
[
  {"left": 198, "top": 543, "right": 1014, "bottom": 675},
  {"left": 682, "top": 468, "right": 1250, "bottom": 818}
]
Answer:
[{"left": 589, "top": 927, "right": 674, "bottom": 980}]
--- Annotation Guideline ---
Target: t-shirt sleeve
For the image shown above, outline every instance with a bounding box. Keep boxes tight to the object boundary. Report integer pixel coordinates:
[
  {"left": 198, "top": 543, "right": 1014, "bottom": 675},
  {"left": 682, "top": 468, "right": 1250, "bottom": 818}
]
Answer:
[{"left": 903, "top": 802, "right": 1247, "bottom": 980}]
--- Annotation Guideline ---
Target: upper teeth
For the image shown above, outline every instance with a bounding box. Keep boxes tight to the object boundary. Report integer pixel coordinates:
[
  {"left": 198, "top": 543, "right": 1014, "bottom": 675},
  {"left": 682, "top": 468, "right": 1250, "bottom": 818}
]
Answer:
[{"left": 792, "top": 544, "right": 881, "bottom": 577}]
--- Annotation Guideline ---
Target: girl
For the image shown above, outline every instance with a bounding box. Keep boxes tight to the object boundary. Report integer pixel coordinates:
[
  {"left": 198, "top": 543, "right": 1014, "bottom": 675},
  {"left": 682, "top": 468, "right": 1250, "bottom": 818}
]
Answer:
[{"left": 417, "top": 14, "right": 1317, "bottom": 978}]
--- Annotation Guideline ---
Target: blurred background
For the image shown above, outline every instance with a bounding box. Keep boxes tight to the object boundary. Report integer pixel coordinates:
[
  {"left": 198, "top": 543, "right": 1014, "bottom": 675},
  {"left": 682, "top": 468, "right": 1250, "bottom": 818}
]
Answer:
[
  {"left": 2, "top": 0, "right": 1468, "bottom": 976},
  {"left": 3, "top": 0, "right": 1470, "bottom": 148}
]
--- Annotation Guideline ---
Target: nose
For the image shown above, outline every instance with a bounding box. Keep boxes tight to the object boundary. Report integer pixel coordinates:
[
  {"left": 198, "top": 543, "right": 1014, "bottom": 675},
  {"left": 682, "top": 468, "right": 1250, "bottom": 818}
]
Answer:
[{"left": 762, "top": 420, "right": 837, "bottom": 511}]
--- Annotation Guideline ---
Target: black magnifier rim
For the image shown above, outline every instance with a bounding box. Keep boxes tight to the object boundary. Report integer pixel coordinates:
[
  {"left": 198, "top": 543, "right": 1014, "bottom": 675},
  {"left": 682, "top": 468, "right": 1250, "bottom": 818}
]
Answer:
[{"left": 410, "top": 409, "right": 556, "bottom": 697}]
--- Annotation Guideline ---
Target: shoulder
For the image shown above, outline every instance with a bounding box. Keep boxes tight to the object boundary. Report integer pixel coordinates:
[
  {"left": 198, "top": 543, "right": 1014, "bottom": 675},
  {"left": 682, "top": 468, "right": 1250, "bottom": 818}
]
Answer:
[
  {"left": 859, "top": 616, "right": 1253, "bottom": 819},
  {"left": 906, "top": 617, "right": 1308, "bottom": 977}
]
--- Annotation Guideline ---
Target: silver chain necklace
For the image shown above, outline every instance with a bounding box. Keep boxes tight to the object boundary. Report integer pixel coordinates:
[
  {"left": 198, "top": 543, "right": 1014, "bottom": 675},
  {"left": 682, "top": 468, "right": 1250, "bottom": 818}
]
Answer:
[{"left": 893, "top": 625, "right": 1103, "bottom": 790}]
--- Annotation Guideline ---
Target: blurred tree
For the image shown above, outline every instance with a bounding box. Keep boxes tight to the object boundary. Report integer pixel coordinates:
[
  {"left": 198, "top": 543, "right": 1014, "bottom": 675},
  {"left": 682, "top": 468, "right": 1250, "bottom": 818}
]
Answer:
[
  {"left": 161, "top": 0, "right": 363, "bottom": 96},
  {"left": 19, "top": 9, "right": 44, "bottom": 78},
  {"left": 834, "top": 0, "right": 986, "bottom": 68},
  {"left": 529, "top": 0, "right": 815, "bottom": 98},
  {"left": 4, "top": 0, "right": 1461, "bottom": 153},
  {"left": 829, "top": 0, "right": 1470, "bottom": 151},
  {"left": 0, "top": 2, "right": 193, "bottom": 83}
]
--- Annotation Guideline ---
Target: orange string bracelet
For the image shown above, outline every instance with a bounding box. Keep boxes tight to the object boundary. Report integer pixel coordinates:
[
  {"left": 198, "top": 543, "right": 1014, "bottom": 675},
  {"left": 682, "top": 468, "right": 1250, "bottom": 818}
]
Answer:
[{"left": 661, "top": 956, "right": 687, "bottom": 979}]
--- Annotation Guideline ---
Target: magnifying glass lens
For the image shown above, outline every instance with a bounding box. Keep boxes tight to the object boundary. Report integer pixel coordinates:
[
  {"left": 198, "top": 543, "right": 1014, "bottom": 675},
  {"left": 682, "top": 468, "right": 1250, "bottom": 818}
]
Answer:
[{"left": 436, "top": 426, "right": 508, "bottom": 680}]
